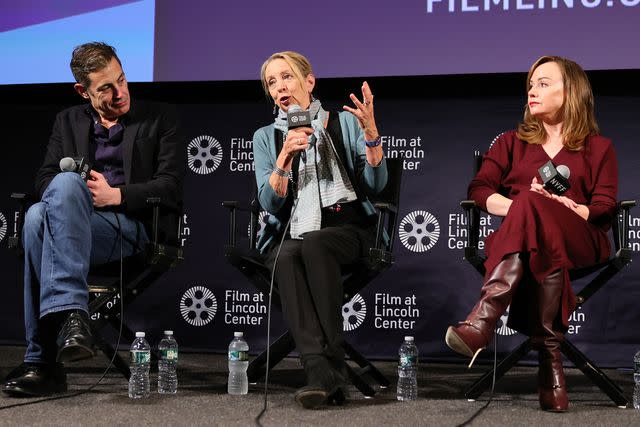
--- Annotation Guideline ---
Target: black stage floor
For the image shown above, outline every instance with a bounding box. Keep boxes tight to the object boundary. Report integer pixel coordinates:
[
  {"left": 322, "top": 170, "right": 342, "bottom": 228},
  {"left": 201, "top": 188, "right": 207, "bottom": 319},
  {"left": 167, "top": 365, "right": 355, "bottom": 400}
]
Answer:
[{"left": 0, "top": 346, "right": 638, "bottom": 426}]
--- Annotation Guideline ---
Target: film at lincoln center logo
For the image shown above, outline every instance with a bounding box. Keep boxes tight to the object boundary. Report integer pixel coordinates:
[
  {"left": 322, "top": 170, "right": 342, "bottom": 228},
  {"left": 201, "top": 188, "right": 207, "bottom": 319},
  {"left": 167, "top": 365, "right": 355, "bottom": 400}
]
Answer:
[
  {"left": 187, "top": 135, "right": 223, "bottom": 174},
  {"left": 497, "top": 305, "right": 517, "bottom": 336},
  {"left": 342, "top": 294, "right": 366, "bottom": 332},
  {"left": 399, "top": 210, "right": 440, "bottom": 252},
  {"left": 180, "top": 286, "right": 218, "bottom": 326},
  {"left": 248, "top": 211, "right": 270, "bottom": 239},
  {"left": 0, "top": 211, "right": 6, "bottom": 243}
]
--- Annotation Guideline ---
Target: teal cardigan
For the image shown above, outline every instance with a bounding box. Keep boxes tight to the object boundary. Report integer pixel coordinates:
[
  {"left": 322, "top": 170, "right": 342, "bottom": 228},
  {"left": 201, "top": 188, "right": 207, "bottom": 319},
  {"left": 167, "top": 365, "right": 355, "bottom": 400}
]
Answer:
[{"left": 252, "top": 111, "right": 388, "bottom": 253}]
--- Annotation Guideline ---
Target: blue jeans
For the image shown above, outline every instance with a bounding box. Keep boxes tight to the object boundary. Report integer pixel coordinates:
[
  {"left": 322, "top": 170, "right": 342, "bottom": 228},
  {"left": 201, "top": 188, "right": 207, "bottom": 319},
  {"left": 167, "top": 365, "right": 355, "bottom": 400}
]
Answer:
[{"left": 22, "top": 172, "right": 149, "bottom": 363}]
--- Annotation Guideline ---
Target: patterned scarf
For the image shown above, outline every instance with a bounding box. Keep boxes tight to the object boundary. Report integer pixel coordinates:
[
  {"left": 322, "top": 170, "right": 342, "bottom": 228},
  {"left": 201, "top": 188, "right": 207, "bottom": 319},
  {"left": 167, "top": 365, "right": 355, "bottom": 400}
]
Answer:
[{"left": 273, "top": 99, "right": 357, "bottom": 239}]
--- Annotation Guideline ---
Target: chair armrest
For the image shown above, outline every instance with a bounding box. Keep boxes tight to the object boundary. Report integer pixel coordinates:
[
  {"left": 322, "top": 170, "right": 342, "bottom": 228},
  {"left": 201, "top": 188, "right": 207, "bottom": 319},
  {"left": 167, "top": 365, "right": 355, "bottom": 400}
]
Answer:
[
  {"left": 145, "top": 197, "right": 161, "bottom": 244},
  {"left": 460, "top": 200, "right": 481, "bottom": 249},
  {"left": 222, "top": 201, "right": 239, "bottom": 209},
  {"left": 221, "top": 200, "right": 260, "bottom": 249},
  {"left": 221, "top": 200, "right": 239, "bottom": 247},
  {"left": 372, "top": 202, "right": 399, "bottom": 251},
  {"left": 614, "top": 199, "right": 636, "bottom": 251},
  {"left": 460, "top": 200, "right": 485, "bottom": 275},
  {"left": 373, "top": 202, "right": 398, "bottom": 214},
  {"left": 8, "top": 192, "right": 34, "bottom": 253}
]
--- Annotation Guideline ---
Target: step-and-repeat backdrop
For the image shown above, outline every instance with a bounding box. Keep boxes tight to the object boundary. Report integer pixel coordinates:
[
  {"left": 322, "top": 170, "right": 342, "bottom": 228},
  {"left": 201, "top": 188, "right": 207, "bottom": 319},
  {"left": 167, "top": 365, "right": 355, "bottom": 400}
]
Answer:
[{"left": 1, "top": 94, "right": 638, "bottom": 367}]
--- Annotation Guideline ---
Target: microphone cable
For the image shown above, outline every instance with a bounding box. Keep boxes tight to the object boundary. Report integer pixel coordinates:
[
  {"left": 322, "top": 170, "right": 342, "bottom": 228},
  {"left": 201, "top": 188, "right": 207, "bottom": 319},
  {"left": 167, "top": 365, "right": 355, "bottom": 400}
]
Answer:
[
  {"left": 255, "top": 159, "right": 305, "bottom": 426},
  {"left": 0, "top": 213, "right": 127, "bottom": 411}
]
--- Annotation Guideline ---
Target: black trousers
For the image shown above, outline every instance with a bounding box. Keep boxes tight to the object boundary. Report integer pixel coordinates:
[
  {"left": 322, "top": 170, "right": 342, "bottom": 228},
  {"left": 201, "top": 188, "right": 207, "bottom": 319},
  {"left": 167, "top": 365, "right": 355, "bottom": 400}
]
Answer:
[{"left": 264, "top": 213, "right": 375, "bottom": 363}]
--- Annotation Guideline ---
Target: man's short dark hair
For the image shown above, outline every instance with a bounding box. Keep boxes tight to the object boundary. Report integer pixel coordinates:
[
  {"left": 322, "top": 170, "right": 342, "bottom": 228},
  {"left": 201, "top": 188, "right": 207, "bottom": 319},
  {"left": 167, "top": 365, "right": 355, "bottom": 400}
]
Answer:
[{"left": 70, "top": 42, "right": 122, "bottom": 88}]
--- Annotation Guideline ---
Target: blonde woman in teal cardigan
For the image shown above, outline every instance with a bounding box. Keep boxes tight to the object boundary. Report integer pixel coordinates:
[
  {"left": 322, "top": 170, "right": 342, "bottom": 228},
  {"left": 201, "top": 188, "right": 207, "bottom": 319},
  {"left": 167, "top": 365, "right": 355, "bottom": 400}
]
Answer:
[{"left": 252, "top": 51, "right": 387, "bottom": 409}]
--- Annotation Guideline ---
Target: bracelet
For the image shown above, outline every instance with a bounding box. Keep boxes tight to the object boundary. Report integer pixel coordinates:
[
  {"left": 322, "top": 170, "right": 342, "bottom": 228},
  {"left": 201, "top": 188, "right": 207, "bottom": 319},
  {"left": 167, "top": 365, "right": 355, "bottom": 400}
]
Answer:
[
  {"left": 273, "top": 166, "right": 291, "bottom": 178},
  {"left": 365, "top": 135, "right": 382, "bottom": 148}
]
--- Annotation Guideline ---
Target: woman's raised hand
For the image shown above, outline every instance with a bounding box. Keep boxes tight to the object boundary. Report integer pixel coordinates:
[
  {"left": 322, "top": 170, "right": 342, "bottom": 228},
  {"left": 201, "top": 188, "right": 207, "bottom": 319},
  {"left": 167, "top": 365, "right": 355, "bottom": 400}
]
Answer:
[{"left": 343, "top": 81, "right": 379, "bottom": 141}]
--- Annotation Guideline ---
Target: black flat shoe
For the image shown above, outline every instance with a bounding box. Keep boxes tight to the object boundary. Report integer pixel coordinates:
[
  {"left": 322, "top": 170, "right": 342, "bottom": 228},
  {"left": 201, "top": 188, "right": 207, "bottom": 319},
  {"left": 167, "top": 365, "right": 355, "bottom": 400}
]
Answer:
[
  {"left": 2, "top": 363, "right": 67, "bottom": 397},
  {"left": 295, "top": 355, "right": 345, "bottom": 409},
  {"left": 56, "top": 310, "right": 95, "bottom": 363},
  {"left": 294, "top": 385, "right": 329, "bottom": 409}
]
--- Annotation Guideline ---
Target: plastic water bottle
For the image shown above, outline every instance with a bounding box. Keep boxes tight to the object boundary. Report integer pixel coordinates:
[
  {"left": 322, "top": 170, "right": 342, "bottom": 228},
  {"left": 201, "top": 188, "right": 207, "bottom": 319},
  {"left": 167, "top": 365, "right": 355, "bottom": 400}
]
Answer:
[
  {"left": 397, "top": 336, "right": 418, "bottom": 401},
  {"left": 634, "top": 350, "right": 640, "bottom": 409},
  {"left": 128, "top": 331, "right": 151, "bottom": 399},
  {"left": 228, "top": 332, "right": 249, "bottom": 395},
  {"left": 158, "top": 330, "right": 179, "bottom": 394}
]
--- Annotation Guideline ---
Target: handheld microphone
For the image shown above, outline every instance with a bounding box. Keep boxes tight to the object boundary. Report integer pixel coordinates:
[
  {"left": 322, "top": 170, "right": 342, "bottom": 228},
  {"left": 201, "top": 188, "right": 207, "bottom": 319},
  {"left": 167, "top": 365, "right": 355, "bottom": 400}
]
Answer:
[
  {"left": 538, "top": 160, "right": 570, "bottom": 195},
  {"left": 287, "top": 105, "right": 312, "bottom": 163},
  {"left": 59, "top": 157, "right": 92, "bottom": 181}
]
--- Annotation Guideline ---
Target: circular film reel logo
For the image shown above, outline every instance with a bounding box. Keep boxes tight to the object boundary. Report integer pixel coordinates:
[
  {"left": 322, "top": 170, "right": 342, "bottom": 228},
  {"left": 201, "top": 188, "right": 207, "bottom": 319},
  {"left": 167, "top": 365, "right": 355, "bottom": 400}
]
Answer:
[
  {"left": 342, "top": 294, "right": 366, "bottom": 332},
  {"left": 489, "top": 131, "right": 507, "bottom": 150},
  {"left": 398, "top": 210, "right": 440, "bottom": 252},
  {"left": 496, "top": 305, "right": 517, "bottom": 336},
  {"left": 180, "top": 286, "right": 217, "bottom": 326},
  {"left": 0, "top": 212, "right": 6, "bottom": 242},
  {"left": 188, "top": 135, "right": 223, "bottom": 174},
  {"left": 247, "top": 211, "right": 269, "bottom": 239}
]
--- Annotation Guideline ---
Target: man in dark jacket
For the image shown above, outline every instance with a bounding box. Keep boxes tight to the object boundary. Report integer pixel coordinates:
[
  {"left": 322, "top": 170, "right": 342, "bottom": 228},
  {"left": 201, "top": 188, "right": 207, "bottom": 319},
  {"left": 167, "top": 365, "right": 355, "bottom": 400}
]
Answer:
[{"left": 2, "top": 42, "right": 184, "bottom": 397}]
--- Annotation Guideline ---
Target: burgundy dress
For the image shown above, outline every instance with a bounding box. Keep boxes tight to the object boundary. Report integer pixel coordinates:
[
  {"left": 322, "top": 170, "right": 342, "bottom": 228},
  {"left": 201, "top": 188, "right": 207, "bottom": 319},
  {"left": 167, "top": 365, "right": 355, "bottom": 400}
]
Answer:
[{"left": 468, "top": 130, "right": 618, "bottom": 332}]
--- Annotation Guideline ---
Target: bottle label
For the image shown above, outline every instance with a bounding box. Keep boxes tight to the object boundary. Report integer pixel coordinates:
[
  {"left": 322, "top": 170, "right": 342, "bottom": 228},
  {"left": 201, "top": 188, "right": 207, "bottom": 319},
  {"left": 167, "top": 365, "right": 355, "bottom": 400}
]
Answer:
[
  {"left": 400, "top": 355, "right": 417, "bottom": 367},
  {"left": 228, "top": 350, "right": 248, "bottom": 362},
  {"left": 161, "top": 349, "right": 178, "bottom": 361},
  {"left": 130, "top": 350, "right": 151, "bottom": 364}
]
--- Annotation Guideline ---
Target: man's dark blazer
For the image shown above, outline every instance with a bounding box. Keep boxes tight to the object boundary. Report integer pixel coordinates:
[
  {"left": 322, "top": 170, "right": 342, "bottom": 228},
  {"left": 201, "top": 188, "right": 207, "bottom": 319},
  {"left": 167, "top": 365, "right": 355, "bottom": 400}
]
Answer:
[{"left": 35, "top": 100, "right": 185, "bottom": 244}]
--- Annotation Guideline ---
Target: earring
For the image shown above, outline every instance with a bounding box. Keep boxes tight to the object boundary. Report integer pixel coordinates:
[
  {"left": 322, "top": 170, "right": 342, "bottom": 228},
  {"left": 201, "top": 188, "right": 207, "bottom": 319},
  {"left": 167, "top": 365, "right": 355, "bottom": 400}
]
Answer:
[{"left": 273, "top": 103, "right": 277, "bottom": 115}]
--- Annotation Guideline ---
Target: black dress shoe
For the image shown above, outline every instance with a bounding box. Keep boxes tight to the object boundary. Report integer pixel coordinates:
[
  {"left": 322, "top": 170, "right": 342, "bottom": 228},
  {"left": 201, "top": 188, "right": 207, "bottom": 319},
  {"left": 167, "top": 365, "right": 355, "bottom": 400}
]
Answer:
[
  {"left": 2, "top": 363, "right": 67, "bottom": 397},
  {"left": 56, "top": 310, "right": 95, "bottom": 363}
]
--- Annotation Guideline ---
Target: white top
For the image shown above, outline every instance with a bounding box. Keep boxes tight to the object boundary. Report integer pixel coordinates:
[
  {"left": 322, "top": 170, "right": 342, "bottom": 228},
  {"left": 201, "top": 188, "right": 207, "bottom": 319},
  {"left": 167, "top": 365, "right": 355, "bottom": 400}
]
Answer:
[
  {"left": 405, "top": 336, "right": 414, "bottom": 342},
  {"left": 234, "top": 331, "right": 244, "bottom": 338},
  {"left": 135, "top": 332, "right": 145, "bottom": 338},
  {"left": 164, "top": 330, "right": 173, "bottom": 335}
]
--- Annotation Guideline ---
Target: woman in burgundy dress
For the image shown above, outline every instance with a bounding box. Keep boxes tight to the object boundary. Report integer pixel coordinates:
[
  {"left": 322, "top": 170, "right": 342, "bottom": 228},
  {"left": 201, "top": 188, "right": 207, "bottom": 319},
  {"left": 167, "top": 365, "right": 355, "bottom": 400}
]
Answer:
[{"left": 445, "top": 56, "right": 618, "bottom": 412}]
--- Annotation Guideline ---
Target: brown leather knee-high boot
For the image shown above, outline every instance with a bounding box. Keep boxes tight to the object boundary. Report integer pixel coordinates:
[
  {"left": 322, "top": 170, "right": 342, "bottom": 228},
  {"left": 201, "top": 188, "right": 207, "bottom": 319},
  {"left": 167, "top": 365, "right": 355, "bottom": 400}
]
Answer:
[
  {"left": 445, "top": 253, "right": 523, "bottom": 367},
  {"left": 532, "top": 269, "right": 568, "bottom": 412}
]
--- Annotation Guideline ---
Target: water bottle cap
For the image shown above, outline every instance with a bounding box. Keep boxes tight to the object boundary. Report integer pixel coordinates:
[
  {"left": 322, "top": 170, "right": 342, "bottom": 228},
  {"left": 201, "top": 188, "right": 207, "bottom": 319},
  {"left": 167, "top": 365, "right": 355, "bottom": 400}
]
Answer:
[
  {"left": 135, "top": 332, "right": 145, "bottom": 338},
  {"left": 404, "top": 336, "right": 414, "bottom": 341},
  {"left": 234, "top": 331, "right": 244, "bottom": 338},
  {"left": 164, "top": 330, "right": 173, "bottom": 335}
]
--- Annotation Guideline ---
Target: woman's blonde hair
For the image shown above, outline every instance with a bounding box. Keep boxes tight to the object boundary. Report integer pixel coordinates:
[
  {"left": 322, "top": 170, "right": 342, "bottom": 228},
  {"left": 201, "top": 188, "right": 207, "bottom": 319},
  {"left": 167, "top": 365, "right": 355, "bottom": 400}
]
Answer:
[
  {"left": 517, "top": 55, "right": 599, "bottom": 150},
  {"left": 260, "top": 51, "right": 313, "bottom": 97}
]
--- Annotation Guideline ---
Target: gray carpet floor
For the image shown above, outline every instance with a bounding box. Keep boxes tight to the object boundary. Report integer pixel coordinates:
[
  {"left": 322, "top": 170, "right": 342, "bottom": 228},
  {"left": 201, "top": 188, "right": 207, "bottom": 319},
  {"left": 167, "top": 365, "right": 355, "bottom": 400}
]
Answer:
[{"left": 0, "top": 345, "right": 638, "bottom": 426}]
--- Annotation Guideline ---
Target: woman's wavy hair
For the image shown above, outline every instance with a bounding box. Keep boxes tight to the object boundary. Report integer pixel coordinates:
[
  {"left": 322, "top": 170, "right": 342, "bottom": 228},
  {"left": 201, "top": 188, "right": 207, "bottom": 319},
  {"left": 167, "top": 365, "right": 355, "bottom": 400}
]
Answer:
[
  {"left": 517, "top": 55, "right": 599, "bottom": 150},
  {"left": 260, "top": 51, "right": 313, "bottom": 98}
]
